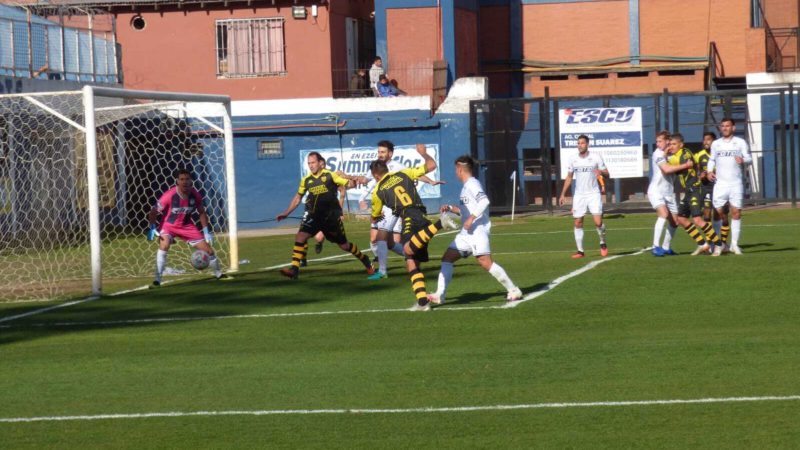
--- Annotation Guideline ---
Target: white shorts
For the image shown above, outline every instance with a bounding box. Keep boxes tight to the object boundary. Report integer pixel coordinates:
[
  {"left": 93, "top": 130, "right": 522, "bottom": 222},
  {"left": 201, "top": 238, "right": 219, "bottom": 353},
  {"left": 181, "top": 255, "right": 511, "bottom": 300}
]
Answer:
[
  {"left": 449, "top": 223, "right": 492, "bottom": 257},
  {"left": 647, "top": 192, "right": 678, "bottom": 214},
  {"left": 712, "top": 183, "right": 743, "bottom": 209},
  {"left": 572, "top": 193, "right": 603, "bottom": 218},
  {"left": 370, "top": 206, "right": 402, "bottom": 233}
]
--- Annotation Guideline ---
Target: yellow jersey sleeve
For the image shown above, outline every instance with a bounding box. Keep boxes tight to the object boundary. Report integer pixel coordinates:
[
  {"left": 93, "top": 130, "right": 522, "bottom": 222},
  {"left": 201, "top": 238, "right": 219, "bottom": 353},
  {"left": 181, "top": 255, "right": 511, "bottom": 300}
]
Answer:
[
  {"left": 297, "top": 175, "right": 309, "bottom": 196},
  {"left": 371, "top": 189, "right": 384, "bottom": 220},
  {"left": 400, "top": 164, "right": 427, "bottom": 181},
  {"left": 329, "top": 170, "right": 350, "bottom": 187}
]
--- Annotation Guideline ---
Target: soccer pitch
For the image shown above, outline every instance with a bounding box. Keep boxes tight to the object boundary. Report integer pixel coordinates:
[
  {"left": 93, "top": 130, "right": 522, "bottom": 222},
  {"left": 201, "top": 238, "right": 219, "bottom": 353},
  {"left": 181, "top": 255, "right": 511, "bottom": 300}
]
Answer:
[{"left": 1, "top": 208, "right": 799, "bottom": 448}]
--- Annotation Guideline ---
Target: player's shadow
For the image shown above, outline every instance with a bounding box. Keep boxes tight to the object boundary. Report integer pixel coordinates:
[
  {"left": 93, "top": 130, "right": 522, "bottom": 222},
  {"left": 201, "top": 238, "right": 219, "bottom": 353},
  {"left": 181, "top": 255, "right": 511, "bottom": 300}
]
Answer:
[
  {"left": 739, "top": 242, "right": 796, "bottom": 253},
  {"left": 441, "top": 282, "right": 549, "bottom": 306},
  {"left": 0, "top": 265, "right": 394, "bottom": 346}
]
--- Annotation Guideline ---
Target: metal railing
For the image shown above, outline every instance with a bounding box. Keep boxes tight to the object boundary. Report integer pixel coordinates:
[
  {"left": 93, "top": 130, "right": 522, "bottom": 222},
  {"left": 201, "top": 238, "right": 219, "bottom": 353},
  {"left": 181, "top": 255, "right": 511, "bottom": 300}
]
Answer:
[
  {"left": 0, "top": 11, "right": 118, "bottom": 83},
  {"left": 470, "top": 87, "right": 800, "bottom": 213},
  {"left": 331, "top": 60, "right": 449, "bottom": 111}
]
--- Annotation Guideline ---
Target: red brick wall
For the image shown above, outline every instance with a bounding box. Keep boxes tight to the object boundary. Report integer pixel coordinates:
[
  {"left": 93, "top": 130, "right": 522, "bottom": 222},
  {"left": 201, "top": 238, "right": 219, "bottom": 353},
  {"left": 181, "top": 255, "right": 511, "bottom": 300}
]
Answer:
[
  {"left": 522, "top": 2, "right": 629, "bottom": 64},
  {"left": 479, "top": 5, "right": 511, "bottom": 97},
  {"left": 114, "top": 5, "right": 336, "bottom": 100},
  {"left": 386, "top": 8, "right": 440, "bottom": 95},
  {"left": 455, "top": 8, "right": 479, "bottom": 78},
  {"left": 386, "top": 7, "right": 441, "bottom": 66},
  {"left": 530, "top": 71, "right": 706, "bottom": 98},
  {"left": 762, "top": 0, "right": 799, "bottom": 28}
]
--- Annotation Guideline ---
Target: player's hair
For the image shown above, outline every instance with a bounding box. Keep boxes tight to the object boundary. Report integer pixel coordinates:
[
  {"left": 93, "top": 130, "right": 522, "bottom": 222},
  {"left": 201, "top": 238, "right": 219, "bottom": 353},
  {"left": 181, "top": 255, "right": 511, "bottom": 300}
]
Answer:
[
  {"left": 455, "top": 155, "right": 476, "bottom": 173},
  {"left": 175, "top": 168, "right": 192, "bottom": 178},
  {"left": 670, "top": 132, "right": 684, "bottom": 143},
  {"left": 577, "top": 134, "right": 590, "bottom": 143},
  {"left": 720, "top": 117, "right": 735, "bottom": 125},
  {"left": 377, "top": 140, "right": 395, "bottom": 153},
  {"left": 656, "top": 130, "right": 670, "bottom": 140},
  {"left": 374, "top": 56, "right": 382, "bottom": 62},
  {"left": 370, "top": 159, "right": 388, "bottom": 176},
  {"left": 703, "top": 131, "right": 717, "bottom": 140},
  {"left": 307, "top": 151, "right": 323, "bottom": 162}
]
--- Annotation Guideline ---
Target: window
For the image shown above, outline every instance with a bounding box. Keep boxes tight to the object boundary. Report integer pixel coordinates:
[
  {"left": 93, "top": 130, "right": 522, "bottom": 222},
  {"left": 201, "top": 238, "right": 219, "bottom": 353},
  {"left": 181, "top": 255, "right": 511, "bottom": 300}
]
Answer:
[
  {"left": 258, "top": 140, "right": 283, "bottom": 159},
  {"left": 216, "top": 18, "right": 286, "bottom": 78}
]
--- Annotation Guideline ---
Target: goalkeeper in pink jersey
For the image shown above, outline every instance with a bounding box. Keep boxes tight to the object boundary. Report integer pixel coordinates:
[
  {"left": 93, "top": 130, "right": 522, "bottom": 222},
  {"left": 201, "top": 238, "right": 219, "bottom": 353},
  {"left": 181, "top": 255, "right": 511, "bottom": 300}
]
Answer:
[{"left": 147, "top": 168, "right": 226, "bottom": 286}]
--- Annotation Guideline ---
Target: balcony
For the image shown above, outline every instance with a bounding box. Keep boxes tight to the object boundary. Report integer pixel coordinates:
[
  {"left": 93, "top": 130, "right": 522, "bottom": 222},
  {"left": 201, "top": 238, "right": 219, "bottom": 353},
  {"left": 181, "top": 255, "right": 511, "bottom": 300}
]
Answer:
[{"left": 0, "top": 5, "right": 119, "bottom": 84}]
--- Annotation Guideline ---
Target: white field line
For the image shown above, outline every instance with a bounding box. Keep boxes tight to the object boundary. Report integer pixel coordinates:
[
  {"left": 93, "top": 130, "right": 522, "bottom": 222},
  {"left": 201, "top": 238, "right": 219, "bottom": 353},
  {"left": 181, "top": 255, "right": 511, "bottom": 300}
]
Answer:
[
  {"left": 0, "top": 296, "right": 100, "bottom": 324},
  {"left": 0, "top": 231, "right": 461, "bottom": 324},
  {"left": 492, "top": 222, "right": 799, "bottom": 237},
  {"left": 0, "top": 246, "right": 646, "bottom": 329},
  {"left": 2, "top": 395, "right": 799, "bottom": 423},
  {"left": 502, "top": 247, "right": 650, "bottom": 308}
]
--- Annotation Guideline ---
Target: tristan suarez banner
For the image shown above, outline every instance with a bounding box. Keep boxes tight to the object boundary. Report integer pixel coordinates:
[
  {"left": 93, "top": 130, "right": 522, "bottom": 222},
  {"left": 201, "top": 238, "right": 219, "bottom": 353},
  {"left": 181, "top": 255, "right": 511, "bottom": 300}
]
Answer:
[
  {"left": 299, "top": 145, "right": 442, "bottom": 200},
  {"left": 558, "top": 107, "right": 644, "bottom": 179}
]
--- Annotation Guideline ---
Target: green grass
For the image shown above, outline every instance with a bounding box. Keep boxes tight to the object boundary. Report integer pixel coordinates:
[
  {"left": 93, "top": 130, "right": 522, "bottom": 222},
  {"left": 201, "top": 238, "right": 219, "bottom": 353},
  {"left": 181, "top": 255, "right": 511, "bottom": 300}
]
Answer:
[{"left": 1, "top": 208, "right": 800, "bottom": 448}]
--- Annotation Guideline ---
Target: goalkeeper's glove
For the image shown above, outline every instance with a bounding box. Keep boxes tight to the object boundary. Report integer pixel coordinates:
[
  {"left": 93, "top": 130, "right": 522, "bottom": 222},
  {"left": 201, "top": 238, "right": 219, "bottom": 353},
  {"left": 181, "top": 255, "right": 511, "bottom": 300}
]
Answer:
[
  {"left": 146, "top": 224, "right": 159, "bottom": 241},
  {"left": 203, "top": 226, "right": 214, "bottom": 244}
]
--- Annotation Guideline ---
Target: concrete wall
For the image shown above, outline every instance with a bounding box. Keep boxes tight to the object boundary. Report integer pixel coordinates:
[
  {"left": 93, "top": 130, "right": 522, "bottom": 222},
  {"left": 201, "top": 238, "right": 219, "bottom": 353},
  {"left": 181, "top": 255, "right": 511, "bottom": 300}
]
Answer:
[{"left": 227, "top": 77, "right": 487, "bottom": 229}]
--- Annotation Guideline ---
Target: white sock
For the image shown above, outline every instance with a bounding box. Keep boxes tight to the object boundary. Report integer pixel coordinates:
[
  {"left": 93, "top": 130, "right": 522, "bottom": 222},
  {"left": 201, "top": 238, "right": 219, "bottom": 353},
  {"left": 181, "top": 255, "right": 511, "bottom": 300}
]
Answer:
[
  {"left": 574, "top": 227, "right": 584, "bottom": 252},
  {"left": 370, "top": 241, "right": 378, "bottom": 256},
  {"left": 654, "top": 217, "right": 666, "bottom": 247},
  {"left": 731, "top": 219, "right": 741, "bottom": 245},
  {"left": 209, "top": 255, "right": 222, "bottom": 278},
  {"left": 713, "top": 220, "right": 722, "bottom": 236},
  {"left": 376, "top": 240, "right": 389, "bottom": 274},
  {"left": 437, "top": 262, "right": 454, "bottom": 297},
  {"left": 663, "top": 224, "right": 676, "bottom": 250},
  {"left": 596, "top": 223, "right": 606, "bottom": 245},
  {"left": 155, "top": 249, "right": 167, "bottom": 282},
  {"left": 390, "top": 242, "right": 404, "bottom": 256},
  {"left": 488, "top": 262, "right": 516, "bottom": 291}
]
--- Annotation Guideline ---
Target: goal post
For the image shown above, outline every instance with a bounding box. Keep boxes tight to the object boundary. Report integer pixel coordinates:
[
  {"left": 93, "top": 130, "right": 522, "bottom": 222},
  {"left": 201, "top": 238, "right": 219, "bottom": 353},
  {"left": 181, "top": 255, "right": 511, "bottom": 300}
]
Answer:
[{"left": 0, "top": 86, "right": 238, "bottom": 302}]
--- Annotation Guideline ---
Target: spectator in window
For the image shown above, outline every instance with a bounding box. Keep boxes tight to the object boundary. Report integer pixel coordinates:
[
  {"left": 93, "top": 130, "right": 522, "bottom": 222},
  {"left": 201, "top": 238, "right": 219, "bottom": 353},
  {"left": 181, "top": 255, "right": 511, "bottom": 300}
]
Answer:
[
  {"left": 377, "top": 74, "right": 401, "bottom": 97},
  {"left": 369, "top": 56, "right": 384, "bottom": 95},
  {"left": 349, "top": 69, "right": 368, "bottom": 97}
]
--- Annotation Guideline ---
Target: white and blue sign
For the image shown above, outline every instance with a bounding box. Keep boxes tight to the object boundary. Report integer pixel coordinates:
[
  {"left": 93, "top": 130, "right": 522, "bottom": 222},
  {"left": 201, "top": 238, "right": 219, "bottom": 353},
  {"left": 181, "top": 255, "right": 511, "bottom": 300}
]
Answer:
[
  {"left": 299, "top": 145, "right": 441, "bottom": 200},
  {"left": 559, "top": 107, "right": 644, "bottom": 179}
]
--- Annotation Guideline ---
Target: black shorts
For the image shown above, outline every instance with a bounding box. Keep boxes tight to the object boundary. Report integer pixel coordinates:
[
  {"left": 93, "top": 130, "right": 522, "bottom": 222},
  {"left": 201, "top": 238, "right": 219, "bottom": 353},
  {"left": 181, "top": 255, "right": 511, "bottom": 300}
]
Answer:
[
  {"left": 678, "top": 190, "right": 704, "bottom": 218},
  {"left": 299, "top": 209, "right": 348, "bottom": 245},
  {"left": 701, "top": 185, "right": 713, "bottom": 210},
  {"left": 400, "top": 207, "right": 431, "bottom": 262}
]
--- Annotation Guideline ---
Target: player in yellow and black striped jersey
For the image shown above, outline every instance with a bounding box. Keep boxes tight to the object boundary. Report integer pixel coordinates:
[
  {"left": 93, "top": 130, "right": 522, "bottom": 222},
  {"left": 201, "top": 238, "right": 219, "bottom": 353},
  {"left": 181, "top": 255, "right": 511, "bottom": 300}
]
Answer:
[
  {"left": 668, "top": 133, "right": 722, "bottom": 256},
  {"left": 276, "top": 151, "right": 374, "bottom": 279},
  {"left": 370, "top": 144, "right": 457, "bottom": 311}
]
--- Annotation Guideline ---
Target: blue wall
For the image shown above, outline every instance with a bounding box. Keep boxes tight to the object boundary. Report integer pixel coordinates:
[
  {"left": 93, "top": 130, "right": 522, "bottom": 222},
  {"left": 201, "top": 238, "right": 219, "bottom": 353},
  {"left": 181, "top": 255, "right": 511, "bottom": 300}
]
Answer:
[{"left": 231, "top": 109, "right": 472, "bottom": 229}]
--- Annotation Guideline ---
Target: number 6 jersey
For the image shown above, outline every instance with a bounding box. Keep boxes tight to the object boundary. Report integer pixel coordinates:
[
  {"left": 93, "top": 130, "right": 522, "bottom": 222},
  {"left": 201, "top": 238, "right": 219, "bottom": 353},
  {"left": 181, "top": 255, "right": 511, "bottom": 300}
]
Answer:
[{"left": 371, "top": 165, "right": 428, "bottom": 220}]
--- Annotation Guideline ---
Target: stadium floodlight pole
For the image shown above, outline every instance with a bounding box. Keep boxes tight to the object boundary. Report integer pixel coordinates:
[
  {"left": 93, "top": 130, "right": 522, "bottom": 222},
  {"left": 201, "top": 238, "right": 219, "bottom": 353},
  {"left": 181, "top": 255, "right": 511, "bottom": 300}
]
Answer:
[
  {"left": 82, "top": 85, "right": 102, "bottom": 295},
  {"left": 223, "top": 102, "right": 240, "bottom": 272}
]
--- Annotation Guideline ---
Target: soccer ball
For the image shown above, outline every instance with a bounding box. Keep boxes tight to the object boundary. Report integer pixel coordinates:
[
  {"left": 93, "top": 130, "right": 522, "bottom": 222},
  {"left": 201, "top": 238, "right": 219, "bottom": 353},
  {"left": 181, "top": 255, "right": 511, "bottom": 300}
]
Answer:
[{"left": 191, "top": 250, "right": 210, "bottom": 270}]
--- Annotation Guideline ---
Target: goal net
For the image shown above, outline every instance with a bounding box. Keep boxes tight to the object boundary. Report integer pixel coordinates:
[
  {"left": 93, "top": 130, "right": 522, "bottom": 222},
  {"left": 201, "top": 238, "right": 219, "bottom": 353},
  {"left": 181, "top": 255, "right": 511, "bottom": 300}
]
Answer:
[{"left": 0, "top": 87, "right": 238, "bottom": 303}]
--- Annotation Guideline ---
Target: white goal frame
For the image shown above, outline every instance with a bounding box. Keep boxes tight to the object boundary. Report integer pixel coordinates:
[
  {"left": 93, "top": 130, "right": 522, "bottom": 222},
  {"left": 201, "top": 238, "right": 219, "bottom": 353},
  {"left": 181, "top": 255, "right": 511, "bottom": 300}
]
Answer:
[
  {"left": 84, "top": 86, "right": 240, "bottom": 295},
  {"left": 0, "top": 86, "right": 239, "bottom": 301}
]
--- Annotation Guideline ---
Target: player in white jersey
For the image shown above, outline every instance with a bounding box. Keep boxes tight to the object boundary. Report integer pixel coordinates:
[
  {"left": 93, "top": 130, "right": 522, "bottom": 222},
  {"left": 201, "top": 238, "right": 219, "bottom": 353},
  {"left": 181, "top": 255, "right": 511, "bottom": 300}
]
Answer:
[
  {"left": 427, "top": 155, "right": 522, "bottom": 305},
  {"left": 647, "top": 130, "right": 681, "bottom": 256},
  {"left": 707, "top": 117, "right": 751, "bottom": 255},
  {"left": 338, "top": 140, "right": 443, "bottom": 279},
  {"left": 558, "top": 135, "right": 609, "bottom": 258}
]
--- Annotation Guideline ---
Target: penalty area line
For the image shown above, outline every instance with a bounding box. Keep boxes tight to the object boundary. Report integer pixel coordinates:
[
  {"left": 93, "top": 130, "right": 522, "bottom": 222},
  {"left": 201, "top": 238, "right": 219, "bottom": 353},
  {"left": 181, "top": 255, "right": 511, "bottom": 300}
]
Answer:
[
  {"left": 502, "top": 247, "right": 650, "bottom": 308},
  {"left": 2, "top": 394, "right": 799, "bottom": 423}
]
